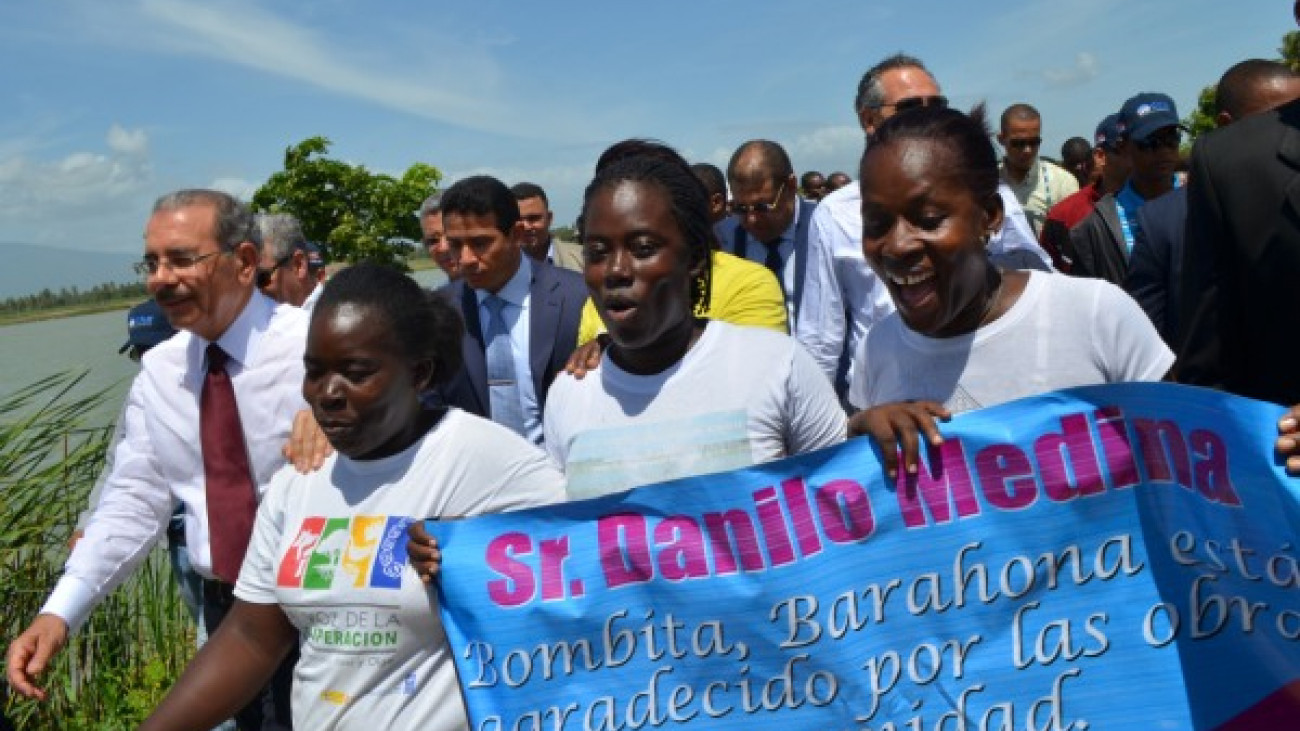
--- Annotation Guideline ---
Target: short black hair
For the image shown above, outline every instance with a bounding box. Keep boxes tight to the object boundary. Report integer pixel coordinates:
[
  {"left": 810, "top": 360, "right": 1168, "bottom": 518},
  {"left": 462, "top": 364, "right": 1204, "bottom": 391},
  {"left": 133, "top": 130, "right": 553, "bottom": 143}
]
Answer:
[
  {"left": 586, "top": 139, "right": 714, "bottom": 314},
  {"left": 1060, "top": 137, "right": 1092, "bottom": 163},
  {"left": 690, "top": 162, "right": 726, "bottom": 199},
  {"left": 865, "top": 103, "right": 1000, "bottom": 211},
  {"left": 314, "top": 262, "right": 464, "bottom": 387},
  {"left": 509, "top": 182, "right": 549, "bottom": 207},
  {"left": 800, "top": 170, "right": 825, "bottom": 188},
  {"left": 441, "top": 176, "right": 520, "bottom": 235},
  {"left": 1216, "top": 58, "right": 1300, "bottom": 119},
  {"left": 999, "top": 103, "right": 1040, "bottom": 130}
]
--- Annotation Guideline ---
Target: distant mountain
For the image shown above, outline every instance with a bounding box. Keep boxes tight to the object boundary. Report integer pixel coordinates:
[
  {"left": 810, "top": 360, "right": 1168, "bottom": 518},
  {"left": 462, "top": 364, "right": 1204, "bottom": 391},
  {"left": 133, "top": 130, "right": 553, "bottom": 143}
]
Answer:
[{"left": 0, "top": 243, "right": 139, "bottom": 300}]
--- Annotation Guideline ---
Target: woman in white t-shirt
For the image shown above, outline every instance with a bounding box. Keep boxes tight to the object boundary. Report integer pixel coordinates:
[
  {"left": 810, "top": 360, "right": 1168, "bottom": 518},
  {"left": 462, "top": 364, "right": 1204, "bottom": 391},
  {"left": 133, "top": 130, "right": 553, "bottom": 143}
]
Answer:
[
  {"left": 143, "top": 264, "right": 565, "bottom": 731},
  {"left": 847, "top": 105, "right": 1174, "bottom": 479},
  {"left": 543, "top": 140, "right": 846, "bottom": 498}
]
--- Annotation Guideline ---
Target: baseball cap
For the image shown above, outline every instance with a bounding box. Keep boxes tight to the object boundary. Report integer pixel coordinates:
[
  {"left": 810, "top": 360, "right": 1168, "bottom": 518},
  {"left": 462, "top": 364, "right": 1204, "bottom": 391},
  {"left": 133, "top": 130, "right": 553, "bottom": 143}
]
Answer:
[
  {"left": 1118, "top": 92, "right": 1183, "bottom": 143},
  {"left": 1094, "top": 113, "right": 1123, "bottom": 150},
  {"left": 304, "top": 241, "right": 326, "bottom": 271},
  {"left": 119, "top": 299, "right": 177, "bottom": 355}
]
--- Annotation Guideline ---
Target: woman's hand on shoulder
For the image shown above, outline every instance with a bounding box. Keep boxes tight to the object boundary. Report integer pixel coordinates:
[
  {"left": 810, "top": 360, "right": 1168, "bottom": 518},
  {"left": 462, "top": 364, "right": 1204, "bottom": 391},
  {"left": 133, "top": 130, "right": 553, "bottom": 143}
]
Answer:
[
  {"left": 848, "top": 401, "right": 951, "bottom": 480},
  {"left": 408, "top": 521, "right": 442, "bottom": 584},
  {"left": 564, "top": 336, "right": 607, "bottom": 379},
  {"left": 1277, "top": 405, "right": 1300, "bottom": 475},
  {"left": 282, "top": 409, "right": 334, "bottom": 473}
]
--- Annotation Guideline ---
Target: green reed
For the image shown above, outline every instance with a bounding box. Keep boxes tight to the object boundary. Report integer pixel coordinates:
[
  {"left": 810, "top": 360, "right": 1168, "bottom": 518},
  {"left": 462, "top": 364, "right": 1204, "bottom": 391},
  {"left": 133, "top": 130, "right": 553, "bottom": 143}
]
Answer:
[{"left": 1, "top": 373, "right": 194, "bottom": 729}]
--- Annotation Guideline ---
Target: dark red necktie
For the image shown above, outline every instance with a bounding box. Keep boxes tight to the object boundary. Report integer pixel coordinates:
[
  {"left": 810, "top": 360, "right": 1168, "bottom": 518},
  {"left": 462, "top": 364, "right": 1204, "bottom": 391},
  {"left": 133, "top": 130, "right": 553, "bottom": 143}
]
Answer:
[{"left": 201, "top": 343, "right": 258, "bottom": 584}]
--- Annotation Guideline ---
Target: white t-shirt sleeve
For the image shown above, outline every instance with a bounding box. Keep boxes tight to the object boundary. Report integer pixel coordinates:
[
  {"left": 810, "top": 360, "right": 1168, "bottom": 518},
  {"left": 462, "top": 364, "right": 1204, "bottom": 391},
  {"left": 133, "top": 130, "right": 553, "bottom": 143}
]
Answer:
[
  {"left": 542, "top": 374, "right": 576, "bottom": 471},
  {"left": 1090, "top": 280, "right": 1176, "bottom": 383},
  {"left": 847, "top": 324, "right": 877, "bottom": 411},
  {"left": 443, "top": 417, "right": 567, "bottom": 517},
  {"left": 235, "top": 467, "right": 295, "bottom": 605},
  {"left": 784, "top": 343, "right": 848, "bottom": 452}
]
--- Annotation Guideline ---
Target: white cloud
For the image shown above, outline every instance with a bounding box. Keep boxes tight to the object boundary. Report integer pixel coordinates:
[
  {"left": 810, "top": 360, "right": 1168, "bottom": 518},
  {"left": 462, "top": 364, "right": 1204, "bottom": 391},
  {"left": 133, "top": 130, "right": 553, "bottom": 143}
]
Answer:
[
  {"left": 107, "top": 123, "right": 149, "bottom": 157},
  {"left": 0, "top": 125, "right": 151, "bottom": 217},
  {"left": 76, "top": 0, "right": 599, "bottom": 143},
  {"left": 208, "top": 177, "right": 259, "bottom": 200},
  {"left": 789, "top": 125, "right": 863, "bottom": 168},
  {"left": 1042, "top": 52, "right": 1100, "bottom": 89},
  {"left": 0, "top": 125, "right": 153, "bottom": 249}
]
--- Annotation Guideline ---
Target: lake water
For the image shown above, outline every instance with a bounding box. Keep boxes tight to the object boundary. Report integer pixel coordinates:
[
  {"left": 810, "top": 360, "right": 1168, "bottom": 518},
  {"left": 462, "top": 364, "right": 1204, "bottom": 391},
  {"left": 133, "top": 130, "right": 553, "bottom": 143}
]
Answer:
[{"left": 0, "top": 268, "right": 448, "bottom": 429}]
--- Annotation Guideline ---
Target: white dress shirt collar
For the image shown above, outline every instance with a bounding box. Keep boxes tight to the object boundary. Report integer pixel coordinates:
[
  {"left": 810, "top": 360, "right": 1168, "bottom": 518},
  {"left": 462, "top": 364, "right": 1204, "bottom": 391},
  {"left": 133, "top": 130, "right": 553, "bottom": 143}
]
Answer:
[{"left": 190, "top": 290, "right": 278, "bottom": 380}]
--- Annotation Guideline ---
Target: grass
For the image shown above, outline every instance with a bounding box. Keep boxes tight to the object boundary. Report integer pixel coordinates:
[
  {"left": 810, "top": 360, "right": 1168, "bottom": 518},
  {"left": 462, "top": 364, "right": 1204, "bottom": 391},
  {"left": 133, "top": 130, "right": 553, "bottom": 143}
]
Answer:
[
  {"left": 0, "top": 297, "right": 138, "bottom": 329},
  {"left": 1, "top": 373, "right": 194, "bottom": 729}
]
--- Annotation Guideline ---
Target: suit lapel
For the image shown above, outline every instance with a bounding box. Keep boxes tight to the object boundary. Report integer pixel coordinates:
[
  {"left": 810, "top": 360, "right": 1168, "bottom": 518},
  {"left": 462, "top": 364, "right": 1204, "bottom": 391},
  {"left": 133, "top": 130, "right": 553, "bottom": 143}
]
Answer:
[
  {"left": 1276, "top": 108, "right": 1300, "bottom": 220},
  {"left": 1099, "top": 196, "right": 1127, "bottom": 265},
  {"left": 457, "top": 283, "right": 489, "bottom": 412},
  {"left": 528, "top": 264, "right": 559, "bottom": 401},
  {"left": 791, "top": 199, "right": 814, "bottom": 326}
]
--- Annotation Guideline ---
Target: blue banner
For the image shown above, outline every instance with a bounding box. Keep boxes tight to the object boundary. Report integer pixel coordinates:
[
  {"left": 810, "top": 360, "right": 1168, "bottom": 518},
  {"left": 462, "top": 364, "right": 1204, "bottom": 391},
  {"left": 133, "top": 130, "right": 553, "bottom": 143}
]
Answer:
[{"left": 428, "top": 383, "right": 1300, "bottom": 730}]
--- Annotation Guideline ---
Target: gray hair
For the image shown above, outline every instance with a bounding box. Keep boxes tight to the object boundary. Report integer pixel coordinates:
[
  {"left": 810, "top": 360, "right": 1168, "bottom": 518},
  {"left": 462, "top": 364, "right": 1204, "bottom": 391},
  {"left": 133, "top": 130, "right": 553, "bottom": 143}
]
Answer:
[
  {"left": 418, "top": 193, "right": 443, "bottom": 218},
  {"left": 255, "top": 212, "right": 307, "bottom": 260},
  {"left": 854, "top": 53, "right": 935, "bottom": 114},
  {"left": 151, "top": 189, "right": 257, "bottom": 252}
]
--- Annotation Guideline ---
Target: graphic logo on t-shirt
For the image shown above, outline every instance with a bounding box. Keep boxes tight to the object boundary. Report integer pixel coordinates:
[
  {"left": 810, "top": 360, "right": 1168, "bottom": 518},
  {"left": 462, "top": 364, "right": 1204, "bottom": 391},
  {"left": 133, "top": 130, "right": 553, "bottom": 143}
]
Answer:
[{"left": 276, "top": 515, "right": 413, "bottom": 589}]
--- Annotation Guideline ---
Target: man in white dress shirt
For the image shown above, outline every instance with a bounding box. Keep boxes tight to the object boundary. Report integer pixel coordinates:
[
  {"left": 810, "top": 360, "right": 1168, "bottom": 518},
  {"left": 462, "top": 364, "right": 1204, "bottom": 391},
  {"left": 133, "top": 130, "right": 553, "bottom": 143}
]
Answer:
[
  {"left": 7, "top": 189, "right": 307, "bottom": 729},
  {"left": 795, "top": 53, "right": 1052, "bottom": 398}
]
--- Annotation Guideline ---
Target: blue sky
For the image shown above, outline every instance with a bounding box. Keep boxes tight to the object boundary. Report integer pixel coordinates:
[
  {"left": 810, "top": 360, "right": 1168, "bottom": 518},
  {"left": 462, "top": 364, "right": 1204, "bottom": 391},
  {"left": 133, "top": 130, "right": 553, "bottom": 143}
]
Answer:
[{"left": 0, "top": 0, "right": 1288, "bottom": 257}]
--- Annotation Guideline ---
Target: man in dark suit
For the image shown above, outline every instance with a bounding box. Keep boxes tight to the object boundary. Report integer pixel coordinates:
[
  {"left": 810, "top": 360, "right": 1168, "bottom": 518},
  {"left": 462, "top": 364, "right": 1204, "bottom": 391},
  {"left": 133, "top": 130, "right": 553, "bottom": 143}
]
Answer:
[
  {"left": 715, "top": 139, "right": 816, "bottom": 328},
  {"left": 1129, "top": 59, "right": 1300, "bottom": 346},
  {"left": 1069, "top": 92, "right": 1183, "bottom": 286},
  {"left": 1179, "top": 95, "right": 1300, "bottom": 405},
  {"left": 1125, "top": 187, "right": 1186, "bottom": 345},
  {"left": 436, "top": 175, "right": 586, "bottom": 442}
]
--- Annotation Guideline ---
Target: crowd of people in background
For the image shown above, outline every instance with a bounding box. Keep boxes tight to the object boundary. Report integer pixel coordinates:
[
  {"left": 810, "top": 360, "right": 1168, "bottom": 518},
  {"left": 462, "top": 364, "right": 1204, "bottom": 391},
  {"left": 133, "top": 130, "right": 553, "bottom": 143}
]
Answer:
[{"left": 6, "top": 32, "right": 1300, "bottom": 731}]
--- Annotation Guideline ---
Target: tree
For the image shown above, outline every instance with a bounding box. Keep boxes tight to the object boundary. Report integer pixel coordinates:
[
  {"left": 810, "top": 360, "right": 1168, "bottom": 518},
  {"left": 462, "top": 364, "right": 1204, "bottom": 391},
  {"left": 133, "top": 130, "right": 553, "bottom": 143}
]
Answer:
[
  {"left": 1282, "top": 30, "right": 1300, "bottom": 71},
  {"left": 251, "top": 137, "right": 440, "bottom": 270},
  {"left": 1184, "top": 31, "right": 1300, "bottom": 147}
]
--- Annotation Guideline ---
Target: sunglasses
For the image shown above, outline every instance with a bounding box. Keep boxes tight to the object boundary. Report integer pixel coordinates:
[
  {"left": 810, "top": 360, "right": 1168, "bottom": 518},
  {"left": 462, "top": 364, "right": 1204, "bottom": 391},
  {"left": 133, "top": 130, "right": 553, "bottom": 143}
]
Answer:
[
  {"left": 874, "top": 95, "right": 949, "bottom": 113},
  {"left": 256, "top": 253, "right": 293, "bottom": 289},
  {"left": 1007, "top": 137, "right": 1042, "bottom": 150},
  {"left": 728, "top": 180, "right": 787, "bottom": 216},
  {"left": 1134, "top": 130, "right": 1182, "bottom": 151}
]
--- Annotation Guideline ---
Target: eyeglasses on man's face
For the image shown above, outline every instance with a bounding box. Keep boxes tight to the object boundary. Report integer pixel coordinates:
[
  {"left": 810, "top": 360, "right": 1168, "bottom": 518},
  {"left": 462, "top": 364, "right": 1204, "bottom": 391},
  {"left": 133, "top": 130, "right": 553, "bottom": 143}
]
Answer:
[
  {"left": 256, "top": 253, "right": 294, "bottom": 289},
  {"left": 1007, "top": 137, "right": 1043, "bottom": 150},
  {"left": 872, "top": 95, "right": 949, "bottom": 114},
  {"left": 134, "top": 250, "right": 225, "bottom": 278},
  {"left": 728, "top": 180, "right": 787, "bottom": 216},
  {"left": 1133, "top": 129, "right": 1182, "bottom": 152}
]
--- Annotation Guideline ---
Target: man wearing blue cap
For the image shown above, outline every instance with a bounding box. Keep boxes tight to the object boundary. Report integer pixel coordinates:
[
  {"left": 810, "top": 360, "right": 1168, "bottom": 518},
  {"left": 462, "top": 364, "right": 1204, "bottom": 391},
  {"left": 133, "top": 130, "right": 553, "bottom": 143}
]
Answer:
[
  {"left": 1039, "top": 113, "right": 1132, "bottom": 272},
  {"left": 118, "top": 299, "right": 177, "bottom": 360},
  {"left": 1069, "top": 92, "right": 1183, "bottom": 285},
  {"left": 1127, "top": 60, "right": 1300, "bottom": 345}
]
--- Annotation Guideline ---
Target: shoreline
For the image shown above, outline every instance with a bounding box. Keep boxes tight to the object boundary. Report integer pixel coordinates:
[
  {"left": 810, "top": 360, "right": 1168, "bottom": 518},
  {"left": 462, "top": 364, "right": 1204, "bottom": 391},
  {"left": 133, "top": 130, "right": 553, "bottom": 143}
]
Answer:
[
  {"left": 0, "top": 297, "right": 137, "bottom": 328},
  {"left": 0, "top": 256, "right": 441, "bottom": 329}
]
